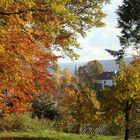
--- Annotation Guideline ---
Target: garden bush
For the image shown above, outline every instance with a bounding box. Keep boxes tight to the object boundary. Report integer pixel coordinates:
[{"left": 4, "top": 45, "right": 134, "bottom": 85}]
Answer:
[
  {"left": 31, "top": 93, "right": 60, "bottom": 120},
  {"left": 0, "top": 113, "right": 54, "bottom": 132}
]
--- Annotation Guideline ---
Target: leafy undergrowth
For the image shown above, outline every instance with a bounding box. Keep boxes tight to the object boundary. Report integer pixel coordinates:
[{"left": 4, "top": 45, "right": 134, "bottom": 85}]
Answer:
[{"left": 0, "top": 114, "right": 135, "bottom": 140}]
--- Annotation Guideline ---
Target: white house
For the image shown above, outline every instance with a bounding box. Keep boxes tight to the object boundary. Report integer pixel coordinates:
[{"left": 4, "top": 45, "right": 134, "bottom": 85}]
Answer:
[{"left": 97, "top": 71, "right": 116, "bottom": 89}]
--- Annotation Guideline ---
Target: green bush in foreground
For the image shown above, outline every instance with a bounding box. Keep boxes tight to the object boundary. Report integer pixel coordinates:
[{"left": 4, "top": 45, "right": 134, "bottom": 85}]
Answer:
[
  {"left": 31, "top": 93, "right": 60, "bottom": 120},
  {"left": 0, "top": 113, "right": 54, "bottom": 132}
]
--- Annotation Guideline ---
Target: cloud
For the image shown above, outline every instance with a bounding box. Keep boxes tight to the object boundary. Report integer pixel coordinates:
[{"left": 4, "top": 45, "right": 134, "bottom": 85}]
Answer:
[
  {"left": 78, "top": 46, "right": 114, "bottom": 62},
  {"left": 58, "top": 0, "right": 123, "bottom": 63}
]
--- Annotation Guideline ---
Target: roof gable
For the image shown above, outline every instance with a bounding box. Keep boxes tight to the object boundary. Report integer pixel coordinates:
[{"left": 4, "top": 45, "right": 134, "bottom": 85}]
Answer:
[{"left": 97, "top": 71, "right": 116, "bottom": 80}]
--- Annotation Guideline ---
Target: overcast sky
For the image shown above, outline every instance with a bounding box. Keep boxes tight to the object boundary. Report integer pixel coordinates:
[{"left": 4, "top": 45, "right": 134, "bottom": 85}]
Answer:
[{"left": 59, "top": 0, "right": 123, "bottom": 63}]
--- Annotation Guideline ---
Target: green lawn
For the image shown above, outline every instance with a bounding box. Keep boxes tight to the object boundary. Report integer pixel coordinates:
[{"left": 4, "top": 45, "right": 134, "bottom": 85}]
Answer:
[{"left": 0, "top": 131, "right": 136, "bottom": 140}]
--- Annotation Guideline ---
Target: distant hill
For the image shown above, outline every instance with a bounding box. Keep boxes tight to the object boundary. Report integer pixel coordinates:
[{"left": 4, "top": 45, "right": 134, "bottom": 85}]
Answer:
[{"left": 59, "top": 57, "right": 133, "bottom": 73}]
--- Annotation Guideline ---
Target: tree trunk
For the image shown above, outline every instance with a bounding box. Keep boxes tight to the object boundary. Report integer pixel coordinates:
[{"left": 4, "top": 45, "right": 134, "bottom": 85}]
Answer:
[
  {"left": 125, "top": 127, "right": 130, "bottom": 140},
  {"left": 75, "top": 123, "right": 81, "bottom": 134},
  {"left": 124, "top": 109, "right": 130, "bottom": 140}
]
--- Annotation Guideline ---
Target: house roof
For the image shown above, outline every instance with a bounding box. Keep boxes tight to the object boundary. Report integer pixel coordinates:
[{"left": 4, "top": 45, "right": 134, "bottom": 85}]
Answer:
[{"left": 97, "top": 71, "right": 116, "bottom": 80}]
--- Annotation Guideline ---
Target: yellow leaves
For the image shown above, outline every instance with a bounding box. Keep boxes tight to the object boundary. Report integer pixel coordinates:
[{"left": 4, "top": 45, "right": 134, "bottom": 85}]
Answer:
[
  {"left": 24, "top": 0, "right": 36, "bottom": 8},
  {"left": 115, "top": 116, "right": 124, "bottom": 125},
  {"left": 0, "top": 45, "right": 5, "bottom": 53},
  {"left": 18, "top": 17, "right": 25, "bottom": 26},
  {"left": 61, "top": 85, "right": 100, "bottom": 124},
  {"left": 51, "top": 0, "right": 66, "bottom": 13},
  {"left": 62, "top": 68, "right": 72, "bottom": 84},
  {"left": 0, "top": 0, "right": 13, "bottom": 6},
  {"left": 0, "top": 0, "right": 110, "bottom": 115},
  {"left": 0, "top": 0, "right": 109, "bottom": 63},
  {"left": 65, "top": 88, "right": 75, "bottom": 97},
  {"left": 14, "top": 75, "right": 21, "bottom": 82},
  {"left": 100, "top": 58, "right": 140, "bottom": 126}
]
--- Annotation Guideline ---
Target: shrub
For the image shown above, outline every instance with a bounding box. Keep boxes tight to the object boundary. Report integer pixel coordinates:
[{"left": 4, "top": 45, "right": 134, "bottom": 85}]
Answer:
[
  {"left": 0, "top": 113, "right": 56, "bottom": 132},
  {"left": 31, "top": 93, "right": 60, "bottom": 120},
  {"left": 0, "top": 114, "right": 29, "bottom": 131}
]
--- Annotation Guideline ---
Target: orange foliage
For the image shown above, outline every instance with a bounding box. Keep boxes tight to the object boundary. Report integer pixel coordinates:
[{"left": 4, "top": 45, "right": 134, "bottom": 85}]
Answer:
[
  {"left": 0, "top": 27, "right": 56, "bottom": 113},
  {"left": 0, "top": 5, "right": 58, "bottom": 114},
  {"left": 0, "top": 0, "right": 108, "bottom": 114}
]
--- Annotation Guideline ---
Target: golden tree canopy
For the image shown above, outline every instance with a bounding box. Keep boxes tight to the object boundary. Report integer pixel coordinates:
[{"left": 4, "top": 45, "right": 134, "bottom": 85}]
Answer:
[{"left": 0, "top": 0, "right": 109, "bottom": 113}]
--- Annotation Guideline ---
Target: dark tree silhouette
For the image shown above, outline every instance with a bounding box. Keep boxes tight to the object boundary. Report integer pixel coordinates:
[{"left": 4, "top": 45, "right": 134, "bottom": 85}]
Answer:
[{"left": 106, "top": 0, "right": 140, "bottom": 61}]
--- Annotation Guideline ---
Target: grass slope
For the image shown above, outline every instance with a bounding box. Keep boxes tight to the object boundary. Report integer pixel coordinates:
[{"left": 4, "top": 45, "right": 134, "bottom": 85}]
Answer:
[{"left": 0, "top": 131, "right": 135, "bottom": 140}]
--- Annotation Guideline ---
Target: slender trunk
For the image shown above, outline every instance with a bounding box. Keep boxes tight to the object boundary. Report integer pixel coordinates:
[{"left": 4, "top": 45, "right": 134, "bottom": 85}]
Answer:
[
  {"left": 125, "top": 127, "right": 129, "bottom": 140},
  {"left": 124, "top": 109, "right": 130, "bottom": 140},
  {"left": 75, "top": 123, "right": 81, "bottom": 134}
]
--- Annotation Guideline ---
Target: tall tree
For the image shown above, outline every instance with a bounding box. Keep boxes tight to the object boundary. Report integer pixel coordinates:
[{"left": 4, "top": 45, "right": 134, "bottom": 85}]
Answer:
[
  {"left": 0, "top": 0, "right": 109, "bottom": 113},
  {"left": 100, "top": 58, "right": 140, "bottom": 140},
  {"left": 77, "top": 60, "right": 104, "bottom": 89},
  {"left": 106, "top": 0, "right": 140, "bottom": 61},
  {"left": 60, "top": 86, "right": 100, "bottom": 133},
  {"left": 58, "top": 68, "right": 78, "bottom": 92}
]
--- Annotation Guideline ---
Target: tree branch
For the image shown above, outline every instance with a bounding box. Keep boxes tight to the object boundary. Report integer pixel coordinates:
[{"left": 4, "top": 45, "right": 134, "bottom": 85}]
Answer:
[{"left": 0, "top": 9, "right": 48, "bottom": 16}]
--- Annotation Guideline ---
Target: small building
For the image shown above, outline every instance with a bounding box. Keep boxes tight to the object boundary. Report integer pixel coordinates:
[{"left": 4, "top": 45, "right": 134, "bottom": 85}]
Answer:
[{"left": 97, "top": 71, "right": 116, "bottom": 89}]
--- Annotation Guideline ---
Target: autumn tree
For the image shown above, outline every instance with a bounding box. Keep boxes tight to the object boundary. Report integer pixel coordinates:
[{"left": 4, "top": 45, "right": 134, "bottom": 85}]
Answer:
[
  {"left": 100, "top": 58, "right": 140, "bottom": 140},
  {"left": 77, "top": 60, "right": 104, "bottom": 89},
  {"left": 58, "top": 68, "right": 78, "bottom": 92},
  {"left": 58, "top": 83, "right": 100, "bottom": 133},
  {"left": 0, "top": 0, "right": 109, "bottom": 114},
  {"left": 106, "top": 0, "right": 140, "bottom": 61}
]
